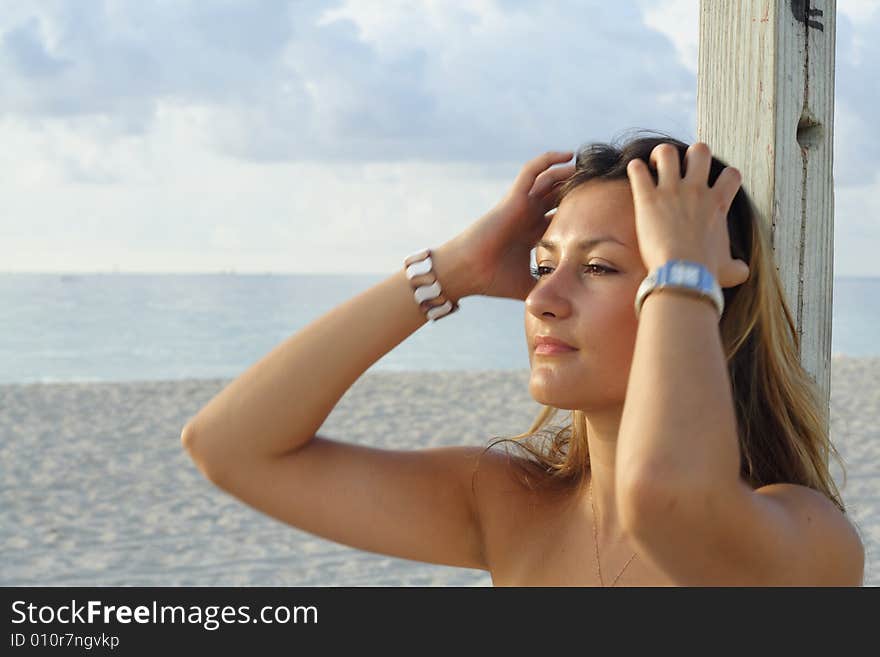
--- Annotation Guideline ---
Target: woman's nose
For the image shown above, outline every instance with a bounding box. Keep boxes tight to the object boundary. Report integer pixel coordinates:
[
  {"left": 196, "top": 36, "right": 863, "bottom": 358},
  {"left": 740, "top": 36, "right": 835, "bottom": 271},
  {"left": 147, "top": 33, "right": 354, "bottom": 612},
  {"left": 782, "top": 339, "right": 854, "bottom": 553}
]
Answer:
[{"left": 525, "top": 274, "right": 572, "bottom": 319}]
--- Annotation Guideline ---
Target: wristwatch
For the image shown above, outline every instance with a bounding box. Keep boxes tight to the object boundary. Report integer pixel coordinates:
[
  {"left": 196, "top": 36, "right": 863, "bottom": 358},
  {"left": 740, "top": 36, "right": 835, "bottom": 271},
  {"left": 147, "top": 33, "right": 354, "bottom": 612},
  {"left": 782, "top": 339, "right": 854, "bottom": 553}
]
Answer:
[{"left": 634, "top": 259, "right": 724, "bottom": 320}]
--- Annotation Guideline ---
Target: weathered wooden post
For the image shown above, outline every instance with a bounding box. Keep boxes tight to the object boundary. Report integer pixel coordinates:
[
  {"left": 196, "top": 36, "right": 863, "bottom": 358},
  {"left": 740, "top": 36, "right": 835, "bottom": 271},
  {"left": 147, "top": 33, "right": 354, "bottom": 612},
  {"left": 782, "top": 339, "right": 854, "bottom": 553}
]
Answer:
[{"left": 697, "top": 0, "right": 836, "bottom": 457}]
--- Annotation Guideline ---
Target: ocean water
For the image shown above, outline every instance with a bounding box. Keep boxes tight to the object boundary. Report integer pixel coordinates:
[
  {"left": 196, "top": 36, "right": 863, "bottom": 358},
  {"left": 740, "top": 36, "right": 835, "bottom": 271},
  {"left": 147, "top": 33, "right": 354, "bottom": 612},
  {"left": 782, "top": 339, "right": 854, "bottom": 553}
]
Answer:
[{"left": 0, "top": 273, "right": 877, "bottom": 385}]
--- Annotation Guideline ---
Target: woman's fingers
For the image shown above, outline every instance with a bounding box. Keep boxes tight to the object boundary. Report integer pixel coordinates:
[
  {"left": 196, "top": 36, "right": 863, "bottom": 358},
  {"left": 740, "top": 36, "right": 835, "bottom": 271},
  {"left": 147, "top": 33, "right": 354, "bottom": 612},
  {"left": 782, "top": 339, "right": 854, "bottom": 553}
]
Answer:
[
  {"left": 626, "top": 157, "right": 653, "bottom": 206},
  {"left": 683, "top": 142, "right": 712, "bottom": 185},
  {"left": 713, "top": 166, "right": 743, "bottom": 214},
  {"left": 648, "top": 142, "right": 681, "bottom": 187},
  {"left": 515, "top": 151, "right": 574, "bottom": 195},
  {"left": 529, "top": 163, "right": 576, "bottom": 199}
]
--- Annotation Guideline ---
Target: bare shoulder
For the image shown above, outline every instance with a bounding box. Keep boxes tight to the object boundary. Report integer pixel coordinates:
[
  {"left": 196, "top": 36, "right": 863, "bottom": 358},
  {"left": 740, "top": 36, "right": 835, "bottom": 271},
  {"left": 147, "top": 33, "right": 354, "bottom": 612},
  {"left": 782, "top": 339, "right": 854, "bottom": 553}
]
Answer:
[
  {"left": 470, "top": 446, "right": 576, "bottom": 571},
  {"left": 754, "top": 482, "right": 865, "bottom": 585},
  {"left": 471, "top": 445, "right": 553, "bottom": 510}
]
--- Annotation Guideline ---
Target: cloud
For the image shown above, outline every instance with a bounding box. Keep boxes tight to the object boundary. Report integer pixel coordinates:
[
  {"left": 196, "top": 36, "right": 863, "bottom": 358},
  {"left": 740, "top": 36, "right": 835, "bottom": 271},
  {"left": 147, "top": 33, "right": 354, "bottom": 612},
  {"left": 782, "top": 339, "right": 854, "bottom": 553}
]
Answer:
[
  {"left": 0, "top": 0, "right": 302, "bottom": 130},
  {"left": 0, "top": 0, "right": 696, "bottom": 165},
  {"left": 834, "top": 8, "right": 880, "bottom": 185},
  {"left": 0, "top": 1, "right": 877, "bottom": 275},
  {"left": 834, "top": 170, "right": 880, "bottom": 277},
  {"left": 2, "top": 1, "right": 875, "bottom": 174},
  {"left": 637, "top": 0, "right": 698, "bottom": 74},
  {"left": 3, "top": 15, "right": 72, "bottom": 78}
]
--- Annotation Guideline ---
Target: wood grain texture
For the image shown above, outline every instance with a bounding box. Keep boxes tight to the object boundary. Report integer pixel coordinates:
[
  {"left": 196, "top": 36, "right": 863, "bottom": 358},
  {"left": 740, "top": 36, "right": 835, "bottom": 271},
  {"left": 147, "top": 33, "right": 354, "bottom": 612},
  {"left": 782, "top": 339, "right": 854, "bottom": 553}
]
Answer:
[{"left": 697, "top": 1, "right": 836, "bottom": 453}]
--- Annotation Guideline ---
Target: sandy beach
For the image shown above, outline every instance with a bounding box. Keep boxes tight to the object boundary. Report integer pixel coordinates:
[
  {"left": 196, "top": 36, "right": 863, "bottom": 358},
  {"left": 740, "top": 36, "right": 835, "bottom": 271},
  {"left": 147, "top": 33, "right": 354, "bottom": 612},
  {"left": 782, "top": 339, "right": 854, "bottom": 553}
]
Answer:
[{"left": 1, "top": 357, "right": 878, "bottom": 586}]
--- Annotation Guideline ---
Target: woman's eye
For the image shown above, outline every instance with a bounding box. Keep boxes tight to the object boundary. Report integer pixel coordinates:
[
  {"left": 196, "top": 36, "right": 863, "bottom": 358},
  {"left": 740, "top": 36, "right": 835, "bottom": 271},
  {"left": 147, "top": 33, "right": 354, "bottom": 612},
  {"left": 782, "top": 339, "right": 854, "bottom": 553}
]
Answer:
[{"left": 530, "top": 264, "right": 615, "bottom": 279}]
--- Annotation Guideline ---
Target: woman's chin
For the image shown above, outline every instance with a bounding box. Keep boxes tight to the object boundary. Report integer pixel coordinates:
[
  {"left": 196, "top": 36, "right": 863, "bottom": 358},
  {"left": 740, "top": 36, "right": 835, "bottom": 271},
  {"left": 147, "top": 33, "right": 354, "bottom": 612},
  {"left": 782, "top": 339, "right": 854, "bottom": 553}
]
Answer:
[{"left": 528, "top": 379, "right": 579, "bottom": 410}]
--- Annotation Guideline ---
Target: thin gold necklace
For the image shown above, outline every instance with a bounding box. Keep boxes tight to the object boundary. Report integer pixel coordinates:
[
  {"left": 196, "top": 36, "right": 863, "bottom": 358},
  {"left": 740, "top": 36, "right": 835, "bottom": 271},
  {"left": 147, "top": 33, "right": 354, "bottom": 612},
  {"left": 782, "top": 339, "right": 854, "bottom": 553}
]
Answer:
[{"left": 589, "top": 476, "right": 638, "bottom": 587}]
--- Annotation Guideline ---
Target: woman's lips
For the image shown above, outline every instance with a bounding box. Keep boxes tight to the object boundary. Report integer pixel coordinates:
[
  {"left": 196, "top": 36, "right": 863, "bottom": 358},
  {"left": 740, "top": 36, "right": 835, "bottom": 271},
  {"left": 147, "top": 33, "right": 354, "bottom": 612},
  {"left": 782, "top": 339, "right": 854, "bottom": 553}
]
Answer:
[{"left": 534, "top": 344, "right": 577, "bottom": 355}]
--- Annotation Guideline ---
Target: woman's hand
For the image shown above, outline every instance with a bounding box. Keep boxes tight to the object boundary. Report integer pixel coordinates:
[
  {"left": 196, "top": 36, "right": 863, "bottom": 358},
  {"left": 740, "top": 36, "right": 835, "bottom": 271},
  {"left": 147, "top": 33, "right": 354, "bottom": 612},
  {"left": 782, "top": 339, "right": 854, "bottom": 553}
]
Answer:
[
  {"left": 626, "top": 142, "right": 750, "bottom": 289},
  {"left": 453, "top": 151, "right": 576, "bottom": 301}
]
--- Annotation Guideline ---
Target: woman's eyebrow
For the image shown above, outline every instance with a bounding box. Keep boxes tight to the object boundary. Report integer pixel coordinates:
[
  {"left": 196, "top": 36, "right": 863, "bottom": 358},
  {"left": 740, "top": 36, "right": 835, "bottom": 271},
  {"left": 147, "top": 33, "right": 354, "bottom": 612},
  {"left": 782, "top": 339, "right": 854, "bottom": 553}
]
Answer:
[{"left": 535, "top": 236, "right": 628, "bottom": 251}]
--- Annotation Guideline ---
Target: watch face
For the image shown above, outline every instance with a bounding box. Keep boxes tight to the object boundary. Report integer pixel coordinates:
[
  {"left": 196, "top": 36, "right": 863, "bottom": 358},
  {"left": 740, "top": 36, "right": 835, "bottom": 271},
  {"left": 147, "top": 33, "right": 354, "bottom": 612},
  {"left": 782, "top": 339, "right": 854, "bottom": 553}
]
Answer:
[{"left": 668, "top": 262, "right": 701, "bottom": 286}]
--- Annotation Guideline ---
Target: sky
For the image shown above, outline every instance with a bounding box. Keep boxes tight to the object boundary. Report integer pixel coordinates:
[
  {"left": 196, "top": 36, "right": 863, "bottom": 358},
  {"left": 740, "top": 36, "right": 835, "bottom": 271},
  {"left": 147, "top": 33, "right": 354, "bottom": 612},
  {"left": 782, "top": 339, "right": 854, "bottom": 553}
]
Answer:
[{"left": 1, "top": 0, "right": 878, "bottom": 276}]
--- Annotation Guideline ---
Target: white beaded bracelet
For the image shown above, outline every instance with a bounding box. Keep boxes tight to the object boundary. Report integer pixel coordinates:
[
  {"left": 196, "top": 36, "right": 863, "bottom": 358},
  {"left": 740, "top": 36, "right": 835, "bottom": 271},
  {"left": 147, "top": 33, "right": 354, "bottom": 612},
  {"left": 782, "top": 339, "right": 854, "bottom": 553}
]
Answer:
[{"left": 403, "top": 248, "right": 460, "bottom": 322}]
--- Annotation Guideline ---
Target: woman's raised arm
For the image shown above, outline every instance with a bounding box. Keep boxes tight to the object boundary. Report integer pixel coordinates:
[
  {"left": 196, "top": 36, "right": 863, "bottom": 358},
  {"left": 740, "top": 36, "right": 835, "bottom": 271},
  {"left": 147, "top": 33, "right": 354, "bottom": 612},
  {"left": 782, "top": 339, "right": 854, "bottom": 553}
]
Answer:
[
  {"left": 180, "top": 240, "right": 474, "bottom": 469},
  {"left": 180, "top": 151, "right": 574, "bottom": 569},
  {"left": 180, "top": 240, "right": 499, "bottom": 570}
]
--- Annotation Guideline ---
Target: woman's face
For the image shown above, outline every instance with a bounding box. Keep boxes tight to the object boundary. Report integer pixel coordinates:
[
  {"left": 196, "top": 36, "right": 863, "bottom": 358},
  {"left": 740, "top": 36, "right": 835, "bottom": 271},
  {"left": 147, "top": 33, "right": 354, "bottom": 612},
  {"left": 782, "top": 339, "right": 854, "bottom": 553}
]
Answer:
[{"left": 524, "top": 178, "right": 649, "bottom": 412}]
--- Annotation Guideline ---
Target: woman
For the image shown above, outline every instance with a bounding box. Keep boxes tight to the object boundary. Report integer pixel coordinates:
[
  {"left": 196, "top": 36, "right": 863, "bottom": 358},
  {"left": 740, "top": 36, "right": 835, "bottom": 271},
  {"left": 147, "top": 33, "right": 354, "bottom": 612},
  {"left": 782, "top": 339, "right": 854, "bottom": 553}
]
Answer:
[{"left": 181, "top": 132, "right": 865, "bottom": 586}]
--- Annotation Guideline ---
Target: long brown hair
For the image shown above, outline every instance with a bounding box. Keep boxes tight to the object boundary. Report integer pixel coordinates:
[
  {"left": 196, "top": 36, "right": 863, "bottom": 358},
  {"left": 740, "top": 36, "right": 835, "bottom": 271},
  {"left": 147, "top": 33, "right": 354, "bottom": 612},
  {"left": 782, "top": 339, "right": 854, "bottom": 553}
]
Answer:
[{"left": 479, "top": 130, "right": 850, "bottom": 516}]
